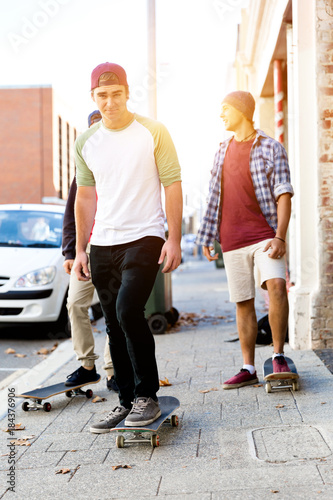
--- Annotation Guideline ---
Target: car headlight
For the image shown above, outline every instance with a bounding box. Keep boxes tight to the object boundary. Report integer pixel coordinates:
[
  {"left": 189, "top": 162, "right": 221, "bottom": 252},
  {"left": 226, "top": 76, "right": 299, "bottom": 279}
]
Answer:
[{"left": 15, "top": 266, "right": 56, "bottom": 287}]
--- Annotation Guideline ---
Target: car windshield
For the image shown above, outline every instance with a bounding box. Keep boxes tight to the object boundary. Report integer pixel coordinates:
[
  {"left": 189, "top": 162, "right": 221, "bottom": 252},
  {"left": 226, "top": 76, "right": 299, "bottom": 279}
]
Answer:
[{"left": 0, "top": 210, "right": 63, "bottom": 248}]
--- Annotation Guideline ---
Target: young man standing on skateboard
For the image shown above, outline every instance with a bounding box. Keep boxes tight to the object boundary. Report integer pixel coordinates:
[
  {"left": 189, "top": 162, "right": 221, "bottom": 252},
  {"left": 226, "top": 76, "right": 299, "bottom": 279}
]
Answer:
[
  {"left": 197, "top": 91, "right": 294, "bottom": 390},
  {"left": 73, "top": 62, "right": 182, "bottom": 431}
]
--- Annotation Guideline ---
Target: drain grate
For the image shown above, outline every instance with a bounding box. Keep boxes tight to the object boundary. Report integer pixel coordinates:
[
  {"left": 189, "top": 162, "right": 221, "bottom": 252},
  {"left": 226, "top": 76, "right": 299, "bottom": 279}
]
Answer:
[{"left": 251, "top": 426, "right": 332, "bottom": 463}]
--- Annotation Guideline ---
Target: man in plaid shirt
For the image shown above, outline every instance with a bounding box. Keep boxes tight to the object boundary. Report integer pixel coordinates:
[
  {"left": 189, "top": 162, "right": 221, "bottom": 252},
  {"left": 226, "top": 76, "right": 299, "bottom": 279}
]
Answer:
[{"left": 197, "top": 91, "right": 294, "bottom": 389}]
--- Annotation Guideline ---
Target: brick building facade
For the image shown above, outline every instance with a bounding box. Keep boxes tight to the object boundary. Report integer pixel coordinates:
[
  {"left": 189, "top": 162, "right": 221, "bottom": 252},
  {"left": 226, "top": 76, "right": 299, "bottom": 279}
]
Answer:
[
  {"left": 235, "top": 0, "right": 333, "bottom": 349},
  {"left": 0, "top": 86, "right": 78, "bottom": 204}
]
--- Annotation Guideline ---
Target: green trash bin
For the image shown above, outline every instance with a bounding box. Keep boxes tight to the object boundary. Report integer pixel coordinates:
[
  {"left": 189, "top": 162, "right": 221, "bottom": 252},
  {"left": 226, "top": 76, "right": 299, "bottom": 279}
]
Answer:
[{"left": 145, "top": 264, "right": 179, "bottom": 334}]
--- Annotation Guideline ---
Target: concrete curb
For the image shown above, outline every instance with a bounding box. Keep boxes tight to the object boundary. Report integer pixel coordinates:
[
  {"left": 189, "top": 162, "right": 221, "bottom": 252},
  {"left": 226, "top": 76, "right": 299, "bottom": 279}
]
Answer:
[{"left": 0, "top": 338, "right": 74, "bottom": 420}]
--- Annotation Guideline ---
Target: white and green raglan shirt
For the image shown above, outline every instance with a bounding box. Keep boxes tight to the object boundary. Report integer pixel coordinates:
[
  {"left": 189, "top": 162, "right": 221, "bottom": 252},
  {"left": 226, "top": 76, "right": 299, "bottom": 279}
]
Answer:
[{"left": 74, "top": 113, "right": 181, "bottom": 246}]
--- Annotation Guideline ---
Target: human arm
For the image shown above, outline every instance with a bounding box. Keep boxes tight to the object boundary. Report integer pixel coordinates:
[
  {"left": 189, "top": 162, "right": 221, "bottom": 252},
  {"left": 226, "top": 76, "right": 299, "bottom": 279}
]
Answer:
[
  {"left": 159, "top": 181, "right": 183, "bottom": 273},
  {"left": 62, "top": 178, "right": 77, "bottom": 275},
  {"left": 263, "top": 193, "right": 292, "bottom": 258},
  {"left": 73, "top": 186, "right": 96, "bottom": 280}
]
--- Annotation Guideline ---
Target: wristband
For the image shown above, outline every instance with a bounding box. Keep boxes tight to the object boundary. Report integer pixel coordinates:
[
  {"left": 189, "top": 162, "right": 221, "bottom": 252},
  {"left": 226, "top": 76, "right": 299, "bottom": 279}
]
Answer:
[{"left": 274, "top": 236, "right": 285, "bottom": 243}]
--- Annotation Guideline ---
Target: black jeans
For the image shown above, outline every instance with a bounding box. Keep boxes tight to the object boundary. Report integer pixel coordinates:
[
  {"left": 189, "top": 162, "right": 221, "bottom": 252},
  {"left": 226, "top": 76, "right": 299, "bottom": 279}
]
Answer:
[{"left": 90, "top": 236, "right": 164, "bottom": 408}]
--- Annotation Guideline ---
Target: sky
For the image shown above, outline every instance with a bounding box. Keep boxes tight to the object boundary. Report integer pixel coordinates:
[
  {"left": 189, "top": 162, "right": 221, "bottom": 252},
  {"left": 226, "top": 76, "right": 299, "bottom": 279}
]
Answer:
[{"left": 1, "top": 0, "right": 248, "bottom": 207}]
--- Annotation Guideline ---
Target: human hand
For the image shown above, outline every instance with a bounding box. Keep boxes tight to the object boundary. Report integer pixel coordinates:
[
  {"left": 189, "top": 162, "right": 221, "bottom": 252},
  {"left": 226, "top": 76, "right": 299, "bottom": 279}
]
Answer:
[
  {"left": 63, "top": 259, "right": 74, "bottom": 275},
  {"left": 73, "top": 252, "right": 90, "bottom": 281},
  {"left": 159, "top": 239, "right": 182, "bottom": 273},
  {"left": 203, "top": 246, "right": 219, "bottom": 262},
  {"left": 263, "top": 238, "right": 286, "bottom": 259}
]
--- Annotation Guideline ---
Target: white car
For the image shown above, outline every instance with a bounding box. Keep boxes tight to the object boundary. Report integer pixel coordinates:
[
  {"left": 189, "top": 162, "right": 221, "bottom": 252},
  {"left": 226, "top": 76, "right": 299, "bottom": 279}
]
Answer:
[{"left": 0, "top": 204, "right": 71, "bottom": 334}]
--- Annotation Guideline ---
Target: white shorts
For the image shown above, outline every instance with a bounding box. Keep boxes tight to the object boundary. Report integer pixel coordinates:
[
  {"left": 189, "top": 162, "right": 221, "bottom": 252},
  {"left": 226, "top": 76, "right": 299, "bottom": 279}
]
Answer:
[{"left": 223, "top": 239, "right": 286, "bottom": 303}]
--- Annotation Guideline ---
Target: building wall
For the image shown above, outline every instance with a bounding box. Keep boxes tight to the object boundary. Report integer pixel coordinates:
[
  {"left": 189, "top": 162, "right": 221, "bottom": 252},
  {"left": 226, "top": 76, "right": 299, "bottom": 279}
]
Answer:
[
  {"left": 0, "top": 86, "right": 55, "bottom": 203},
  {"left": 52, "top": 92, "right": 78, "bottom": 201},
  {"left": 310, "top": 0, "right": 333, "bottom": 348},
  {"left": 0, "top": 86, "right": 78, "bottom": 205}
]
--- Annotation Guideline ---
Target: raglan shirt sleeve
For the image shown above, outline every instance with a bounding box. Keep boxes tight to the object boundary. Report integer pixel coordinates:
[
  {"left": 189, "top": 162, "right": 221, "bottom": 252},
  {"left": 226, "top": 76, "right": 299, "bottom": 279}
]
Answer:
[
  {"left": 74, "top": 135, "right": 96, "bottom": 187},
  {"left": 153, "top": 123, "right": 181, "bottom": 187}
]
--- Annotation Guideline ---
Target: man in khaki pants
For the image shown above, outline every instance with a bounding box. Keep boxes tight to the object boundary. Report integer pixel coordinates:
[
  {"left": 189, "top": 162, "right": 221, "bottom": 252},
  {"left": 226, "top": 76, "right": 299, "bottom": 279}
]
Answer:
[{"left": 62, "top": 110, "right": 118, "bottom": 391}]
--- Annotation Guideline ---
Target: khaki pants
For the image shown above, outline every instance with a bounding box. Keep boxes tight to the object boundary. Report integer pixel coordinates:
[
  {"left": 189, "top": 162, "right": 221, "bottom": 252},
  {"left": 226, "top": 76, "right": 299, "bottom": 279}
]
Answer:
[{"left": 67, "top": 249, "right": 113, "bottom": 377}]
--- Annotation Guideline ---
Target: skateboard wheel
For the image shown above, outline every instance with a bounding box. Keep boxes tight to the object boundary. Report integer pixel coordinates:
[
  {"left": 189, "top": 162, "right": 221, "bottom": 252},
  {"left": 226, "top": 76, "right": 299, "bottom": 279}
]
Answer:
[
  {"left": 292, "top": 381, "right": 299, "bottom": 391},
  {"left": 116, "top": 435, "right": 125, "bottom": 448},
  {"left": 65, "top": 391, "right": 73, "bottom": 398},
  {"left": 43, "top": 402, "right": 52, "bottom": 412},
  {"left": 265, "top": 382, "right": 272, "bottom": 393},
  {"left": 171, "top": 415, "right": 179, "bottom": 427},
  {"left": 85, "top": 389, "right": 93, "bottom": 399},
  {"left": 22, "top": 401, "right": 30, "bottom": 412},
  {"left": 151, "top": 434, "right": 159, "bottom": 447}
]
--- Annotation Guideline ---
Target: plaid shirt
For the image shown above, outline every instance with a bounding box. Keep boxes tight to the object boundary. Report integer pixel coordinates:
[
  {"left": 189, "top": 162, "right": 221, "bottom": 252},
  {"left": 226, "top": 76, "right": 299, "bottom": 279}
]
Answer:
[{"left": 196, "top": 129, "right": 294, "bottom": 247}]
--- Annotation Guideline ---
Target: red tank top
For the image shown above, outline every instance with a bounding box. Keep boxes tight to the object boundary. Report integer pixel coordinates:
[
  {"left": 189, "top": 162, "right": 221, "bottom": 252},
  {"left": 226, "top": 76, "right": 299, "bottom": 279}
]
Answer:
[{"left": 220, "top": 137, "right": 275, "bottom": 252}]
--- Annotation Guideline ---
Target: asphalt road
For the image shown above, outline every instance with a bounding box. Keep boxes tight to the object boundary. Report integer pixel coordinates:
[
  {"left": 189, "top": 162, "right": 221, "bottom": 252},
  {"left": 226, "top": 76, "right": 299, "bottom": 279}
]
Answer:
[{"left": 0, "top": 324, "right": 70, "bottom": 386}]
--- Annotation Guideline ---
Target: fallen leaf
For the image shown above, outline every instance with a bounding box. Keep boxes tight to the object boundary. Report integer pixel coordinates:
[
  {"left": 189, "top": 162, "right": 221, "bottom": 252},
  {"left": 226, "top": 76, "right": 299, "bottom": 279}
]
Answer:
[
  {"left": 92, "top": 396, "right": 106, "bottom": 403},
  {"left": 270, "top": 490, "right": 279, "bottom": 494},
  {"left": 4, "top": 423, "right": 25, "bottom": 432},
  {"left": 9, "top": 440, "right": 31, "bottom": 447},
  {"left": 36, "top": 348, "right": 50, "bottom": 355},
  {"left": 5, "top": 348, "right": 16, "bottom": 354},
  {"left": 253, "top": 384, "right": 263, "bottom": 388},
  {"left": 159, "top": 377, "right": 172, "bottom": 387},
  {"left": 14, "top": 353, "right": 27, "bottom": 358},
  {"left": 321, "top": 402, "right": 327, "bottom": 405},
  {"left": 275, "top": 405, "right": 285, "bottom": 409},
  {"left": 55, "top": 468, "right": 71, "bottom": 475},
  {"left": 50, "top": 343, "right": 58, "bottom": 352},
  {"left": 199, "top": 387, "right": 218, "bottom": 394},
  {"left": 1, "top": 453, "right": 9, "bottom": 457},
  {"left": 111, "top": 464, "right": 132, "bottom": 470}
]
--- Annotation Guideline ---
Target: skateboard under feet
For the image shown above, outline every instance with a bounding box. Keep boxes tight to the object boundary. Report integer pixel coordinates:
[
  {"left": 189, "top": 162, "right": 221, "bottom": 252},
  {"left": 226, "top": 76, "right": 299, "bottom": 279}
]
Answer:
[
  {"left": 263, "top": 356, "right": 299, "bottom": 393},
  {"left": 111, "top": 395, "right": 180, "bottom": 448}
]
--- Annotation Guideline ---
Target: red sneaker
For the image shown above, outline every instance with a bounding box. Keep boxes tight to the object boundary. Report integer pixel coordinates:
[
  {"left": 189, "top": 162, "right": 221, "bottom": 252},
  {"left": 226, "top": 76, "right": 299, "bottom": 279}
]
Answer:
[
  {"left": 272, "top": 356, "right": 291, "bottom": 373},
  {"left": 223, "top": 369, "right": 258, "bottom": 390}
]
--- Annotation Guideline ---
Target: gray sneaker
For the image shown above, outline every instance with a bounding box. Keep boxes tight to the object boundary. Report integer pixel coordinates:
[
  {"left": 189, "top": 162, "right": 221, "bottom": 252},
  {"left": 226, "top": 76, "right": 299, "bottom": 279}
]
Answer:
[
  {"left": 90, "top": 406, "right": 130, "bottom": 434},
  {"left": 125, "top": 397, "right": 161, "bottom": 427}
]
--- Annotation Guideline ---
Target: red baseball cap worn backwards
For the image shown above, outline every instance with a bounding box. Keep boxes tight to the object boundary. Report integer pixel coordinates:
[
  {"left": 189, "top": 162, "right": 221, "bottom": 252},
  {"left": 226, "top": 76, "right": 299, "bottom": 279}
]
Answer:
[{"left": 91, "top": 62, "right": 128, "bottom": 90}]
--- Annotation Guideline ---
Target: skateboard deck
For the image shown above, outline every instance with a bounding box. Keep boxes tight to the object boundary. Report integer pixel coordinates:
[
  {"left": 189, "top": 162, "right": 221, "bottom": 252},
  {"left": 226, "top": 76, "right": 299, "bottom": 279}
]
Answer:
[
  {"left": 16, "top": 377, "right": 101, "bottom": 412},
  {"left": 111, "top": 395, "right": 180, "bottom": 448},
  {"left": 263, "top": 357, "right": 299, "bottom": 393}
]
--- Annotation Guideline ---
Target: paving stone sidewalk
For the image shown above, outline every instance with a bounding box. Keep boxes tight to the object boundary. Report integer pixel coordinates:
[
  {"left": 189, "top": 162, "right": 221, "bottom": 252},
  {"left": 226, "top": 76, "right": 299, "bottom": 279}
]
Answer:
[{"left": 1, "top": 260, "right": 333, "bottom": 499}]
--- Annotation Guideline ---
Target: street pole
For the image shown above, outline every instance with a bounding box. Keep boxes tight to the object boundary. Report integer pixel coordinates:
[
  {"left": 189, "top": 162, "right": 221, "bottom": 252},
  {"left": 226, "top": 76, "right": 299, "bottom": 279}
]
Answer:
[{"left": 147, "top": 0, "right": 157, "bottom": 119}]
